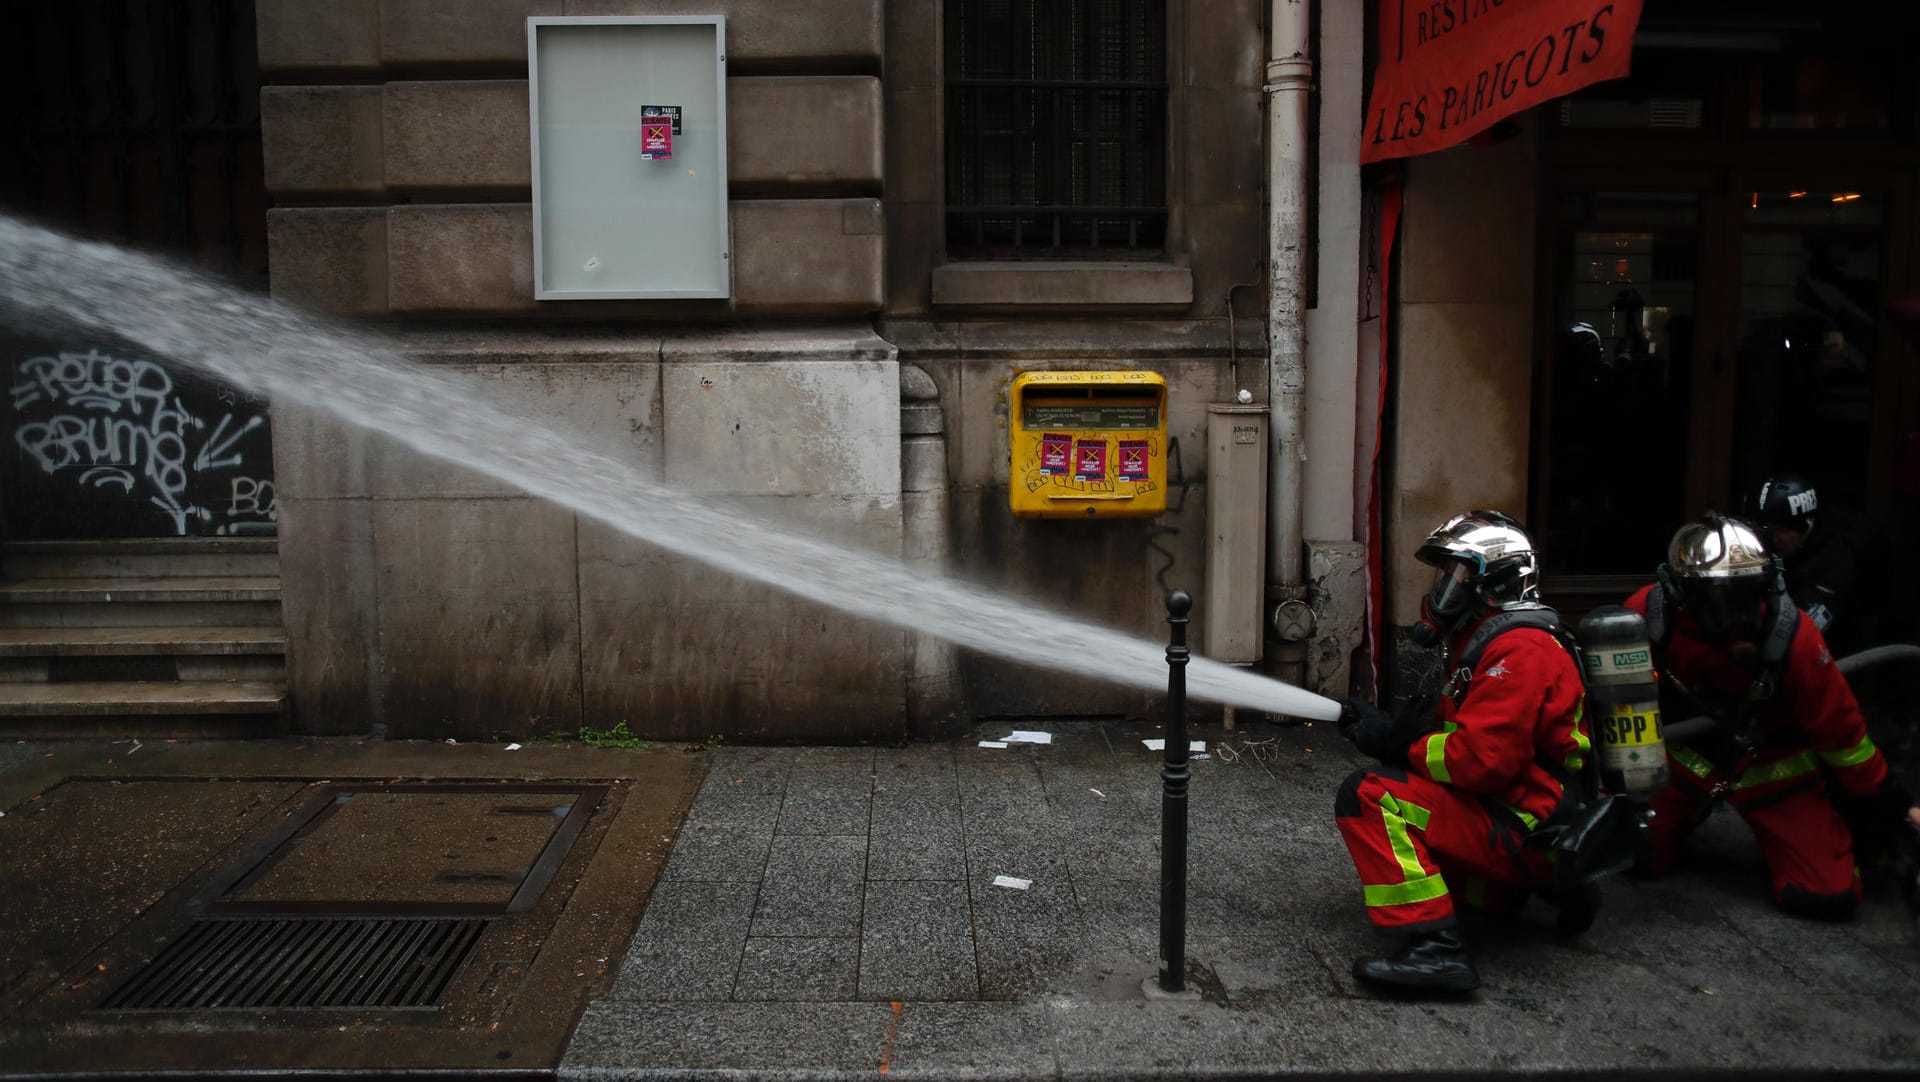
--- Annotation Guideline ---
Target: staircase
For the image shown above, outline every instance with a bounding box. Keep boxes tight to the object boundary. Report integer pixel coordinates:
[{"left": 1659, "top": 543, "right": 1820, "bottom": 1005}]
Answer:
[{"left": 0, "top": 539, "right": 287, "bottom": 737}]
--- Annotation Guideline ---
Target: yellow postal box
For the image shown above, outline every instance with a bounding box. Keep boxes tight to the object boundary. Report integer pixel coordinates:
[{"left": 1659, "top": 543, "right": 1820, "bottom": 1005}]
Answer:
[{"left": 1009, "top": 370, "right": 1167, "bottom": 518}]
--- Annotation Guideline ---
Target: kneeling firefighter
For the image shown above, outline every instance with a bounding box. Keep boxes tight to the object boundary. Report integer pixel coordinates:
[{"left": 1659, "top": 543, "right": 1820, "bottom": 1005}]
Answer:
[
  {"left": 1335, "top": 510, "right": 1617, "bottom": 994},
  {"left": 1625, "top": 513, "right": 1920, "bottom": 920}
]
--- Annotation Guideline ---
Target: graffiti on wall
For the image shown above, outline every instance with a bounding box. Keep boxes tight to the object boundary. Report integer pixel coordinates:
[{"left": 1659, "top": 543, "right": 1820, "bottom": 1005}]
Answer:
[{"left": 3, "top": 343, "right": 275, "bottom": 538}]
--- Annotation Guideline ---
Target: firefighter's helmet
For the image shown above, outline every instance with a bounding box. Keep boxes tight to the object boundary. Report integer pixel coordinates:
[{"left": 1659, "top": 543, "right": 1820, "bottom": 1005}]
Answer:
[
  {"left": 1662, "top": 513, "right": 1779, "bottom": 640},
  {"left": 1412, "top": 510, "right": 1542, "bottom": 646}
]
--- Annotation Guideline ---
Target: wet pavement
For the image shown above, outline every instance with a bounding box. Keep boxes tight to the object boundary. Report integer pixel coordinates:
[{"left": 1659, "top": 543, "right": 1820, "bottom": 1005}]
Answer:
[
  {"left": 0, "top": 738, "right": 704, "bottom": 1077},
  {"left": 2, "top": 724, "right": 1918, "bottom": 1080}
]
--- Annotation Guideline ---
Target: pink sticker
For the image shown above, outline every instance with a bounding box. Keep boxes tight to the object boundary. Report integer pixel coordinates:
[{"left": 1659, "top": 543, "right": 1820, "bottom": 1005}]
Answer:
[
  {"left": 1117, "top": 440, "right": 1150, "bottom": 481},
  {"left": 1073, "top": 439, "right": 1108, "bottom": 482},
  {"left": 1039, "top": 432, "right": 1073, "bottom": 475}
]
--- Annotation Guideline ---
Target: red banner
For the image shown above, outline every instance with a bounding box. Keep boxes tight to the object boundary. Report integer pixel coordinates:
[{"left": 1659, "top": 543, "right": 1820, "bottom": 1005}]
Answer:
[{"left": 1362, "top": 0, "right": 1643, "bottom": 164}]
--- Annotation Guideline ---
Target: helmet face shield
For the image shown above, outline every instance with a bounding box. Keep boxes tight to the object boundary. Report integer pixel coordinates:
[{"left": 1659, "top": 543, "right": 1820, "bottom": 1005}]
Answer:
[
  {"left": 1414, "top": 560, "right": 1477, "bottom": 646},
  {"left": 1425, "top": 561, "right": 1477, "bottom": 624},
  {"left": 1685, "top": 576, "right": 1772, "bottom": 640}
]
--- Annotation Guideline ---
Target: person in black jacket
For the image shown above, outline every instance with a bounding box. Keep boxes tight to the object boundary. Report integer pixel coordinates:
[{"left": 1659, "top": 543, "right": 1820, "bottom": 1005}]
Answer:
[{"left": 1750, "top": 473, "right": 1883, "bottom": 656}]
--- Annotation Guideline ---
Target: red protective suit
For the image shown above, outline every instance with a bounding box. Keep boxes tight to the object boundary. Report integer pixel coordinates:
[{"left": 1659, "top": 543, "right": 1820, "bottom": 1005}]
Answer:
[
  {"left": 1624, "top": 585, "right": 1891, "bottom": 915},
  {"left": 1335, "top": 619, "right": 1590, "bottom": 931}
]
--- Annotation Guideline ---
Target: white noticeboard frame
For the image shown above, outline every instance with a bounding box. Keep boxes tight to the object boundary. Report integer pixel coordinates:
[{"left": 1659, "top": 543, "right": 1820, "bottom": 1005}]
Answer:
[{"left": 527, "top": 16, "right": 730, "bottom": 300}]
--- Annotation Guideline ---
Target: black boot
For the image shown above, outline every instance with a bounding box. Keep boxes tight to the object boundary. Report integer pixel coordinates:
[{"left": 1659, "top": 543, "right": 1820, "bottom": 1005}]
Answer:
[{"left": 1352, "top": 928, "right": 1479, "bottom": 993}]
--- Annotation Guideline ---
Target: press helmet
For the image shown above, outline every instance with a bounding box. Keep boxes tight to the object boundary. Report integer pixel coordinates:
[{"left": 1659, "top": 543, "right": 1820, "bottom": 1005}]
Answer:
[
  {"left": 1411, "top": 510, "right": 1542, "bottom": 646},
  {"left": 1753, "top": 473, "right": 1819, "bottom": 535},
  {"left": 1661, "top": 513, "right": 1779, "bottom": 640}
]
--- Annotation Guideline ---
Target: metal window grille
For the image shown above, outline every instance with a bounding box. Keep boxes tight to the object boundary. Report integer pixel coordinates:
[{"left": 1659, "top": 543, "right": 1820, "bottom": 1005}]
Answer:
[{"left": 945, "top": 0, "right": 1168, "bottom": 256}]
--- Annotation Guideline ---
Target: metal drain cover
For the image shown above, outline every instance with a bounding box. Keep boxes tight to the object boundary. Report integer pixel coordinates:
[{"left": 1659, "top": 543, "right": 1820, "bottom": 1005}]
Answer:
[{"left": 101, "top": 917, "right": 489, "bottom": 1011}]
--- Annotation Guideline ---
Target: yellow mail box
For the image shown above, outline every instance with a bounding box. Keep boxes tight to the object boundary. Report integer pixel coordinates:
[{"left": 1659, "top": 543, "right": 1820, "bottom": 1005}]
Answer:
[{"left": 1008, "top": 370, "right": 1167, "bottom": 518}]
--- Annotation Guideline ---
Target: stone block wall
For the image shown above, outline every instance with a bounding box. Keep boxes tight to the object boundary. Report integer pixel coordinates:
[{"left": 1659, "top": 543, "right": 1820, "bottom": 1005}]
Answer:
[{"left": 258, "top": 1, "right": 906, "bottom": 740}]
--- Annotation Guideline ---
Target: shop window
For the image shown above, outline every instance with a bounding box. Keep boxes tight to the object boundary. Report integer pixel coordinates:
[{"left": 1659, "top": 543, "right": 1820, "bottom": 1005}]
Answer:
[
  {"left": 1544, "top": 194, "right": 1698, "bottom": 576},
  {"left": 1747, "top": 56, "right": 1892, "bottom": 130},
  {"left": 1733, "top": 192, "right": 1883, "bottom": 509},
  {"left": 944, "top": 0, "right": 1167, "bottom": 257}
]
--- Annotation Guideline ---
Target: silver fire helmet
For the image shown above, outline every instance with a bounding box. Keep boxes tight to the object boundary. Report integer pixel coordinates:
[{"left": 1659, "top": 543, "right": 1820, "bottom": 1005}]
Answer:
[
  {"left": 1412, "top": 510, "right": 1542, "bottom": 644},
  {"left": 1665, "top": 514, "right": 1776, "bottom": 639}
]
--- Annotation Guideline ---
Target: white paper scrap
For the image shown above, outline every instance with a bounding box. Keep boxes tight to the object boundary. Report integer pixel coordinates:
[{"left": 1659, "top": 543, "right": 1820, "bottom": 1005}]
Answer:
[
  {"left": 1089, "top": 788, "right": 1105, "bottom": 798},
  {"left": 1142, "top": 739, "right": 1165, "bottom": 750},
  {"left": 1192, "top": 753, "right": 1211, "bottom": 761},
  {"left": 505, "top": 743, "right": 523, "bottom": 751},
  {"left": 992, "top": 875, "right": 1032, "bottom": 890},
  {"left": 1004, "top": 730, "right": 1053, "bottom": 744},
  {"left": 978, "top": 740, "right": 1010, "bottom": 748},
  {"left": 1191, "top": 740, "right": 1207, "bottom": 752}
]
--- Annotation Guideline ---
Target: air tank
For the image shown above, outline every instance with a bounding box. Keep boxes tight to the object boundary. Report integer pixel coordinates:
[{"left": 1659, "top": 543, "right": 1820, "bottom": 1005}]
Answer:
[{"left": 1576, "top": 605, "right": 1669, "bottom": 800}]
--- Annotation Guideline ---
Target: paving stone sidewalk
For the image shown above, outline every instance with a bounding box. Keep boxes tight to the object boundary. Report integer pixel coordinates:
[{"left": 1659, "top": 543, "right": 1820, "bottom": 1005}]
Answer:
[{"left": 564, "top": 719, "right": 1920, "bottom": 1081}]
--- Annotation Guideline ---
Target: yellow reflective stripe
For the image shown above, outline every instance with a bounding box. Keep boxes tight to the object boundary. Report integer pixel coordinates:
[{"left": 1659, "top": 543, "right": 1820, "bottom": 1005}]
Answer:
[
  {"left": 1566, "top": 699, "right": 1590, "bottom": 776},
  {"left": 1378, "top": 793, "right": 1433, "bottom": 885},
  {"left": 1672, "top": 743, "right": 1715, "bottom": 780},
  {"left": 1501, "top": 803, "right": 1539, "bottom": 831},
  {"left": 1425, "top": 730, "right": 1452, "bottom": 783},
  {"left": 1733, "top": 752, "right": 1818, "bottom": 791},
  {"left": 1820, "top": 734, "right": 1877, "bottom": 770},
  {"left": 1365, "top": 872, "right": 1450, "bottom": 907}
]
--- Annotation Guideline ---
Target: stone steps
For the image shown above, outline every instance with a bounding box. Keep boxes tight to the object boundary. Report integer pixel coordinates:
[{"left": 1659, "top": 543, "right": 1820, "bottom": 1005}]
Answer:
[
  {"left": 0, "top": 540, "right": 287, "bottom": 735},
  {"left": 1, "top": 538, "right": 280, "bottom": 578}
]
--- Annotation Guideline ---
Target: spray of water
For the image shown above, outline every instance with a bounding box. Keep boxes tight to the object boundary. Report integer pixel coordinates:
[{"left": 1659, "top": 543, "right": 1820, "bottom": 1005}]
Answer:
[{"left": 0, "top": 214, "right": 1341, "bottom": 723}]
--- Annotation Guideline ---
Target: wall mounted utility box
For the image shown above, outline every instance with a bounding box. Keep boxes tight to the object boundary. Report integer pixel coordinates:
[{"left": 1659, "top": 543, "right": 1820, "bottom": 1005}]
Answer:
[
  {"left": 1204, "top": 404, "right": 1269, "bottom": 664},
  {"left": 527, "top": 16, "right": 730, "bottom": 300},
  {"left": 1008, "top": 371, "right": 1168, "bottom": 519}
]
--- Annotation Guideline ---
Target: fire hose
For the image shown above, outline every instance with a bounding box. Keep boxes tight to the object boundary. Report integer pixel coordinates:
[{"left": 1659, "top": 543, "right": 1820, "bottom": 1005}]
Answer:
[{"left": 1660, "top": 643, "right": 1920, "bottom": 742}]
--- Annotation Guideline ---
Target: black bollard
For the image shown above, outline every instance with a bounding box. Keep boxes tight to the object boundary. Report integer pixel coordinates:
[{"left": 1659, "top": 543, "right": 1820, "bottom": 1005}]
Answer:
[{"left": 1157, "top": 589, "right": 1192, "bottom": 994}]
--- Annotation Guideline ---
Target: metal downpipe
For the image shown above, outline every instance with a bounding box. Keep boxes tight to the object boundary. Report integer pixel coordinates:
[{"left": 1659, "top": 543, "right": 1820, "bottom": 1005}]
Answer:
[{"left": 1265, "top": 0, "right": 1313, "bottom": 685}]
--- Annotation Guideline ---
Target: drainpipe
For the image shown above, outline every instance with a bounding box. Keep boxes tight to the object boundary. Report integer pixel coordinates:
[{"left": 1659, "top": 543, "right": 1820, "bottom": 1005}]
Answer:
[
  {"left": 900, "top": 364, "right": 959, "bottom": 737},
  {"left": 1264, "top": 0, "right": 1314, "bottom": 686}
]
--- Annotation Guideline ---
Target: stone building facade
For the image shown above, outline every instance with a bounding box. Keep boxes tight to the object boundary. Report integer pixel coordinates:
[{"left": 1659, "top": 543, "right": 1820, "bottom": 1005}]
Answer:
[{"left": 253, "top": 0, "right": 1375, "bottom": 743}]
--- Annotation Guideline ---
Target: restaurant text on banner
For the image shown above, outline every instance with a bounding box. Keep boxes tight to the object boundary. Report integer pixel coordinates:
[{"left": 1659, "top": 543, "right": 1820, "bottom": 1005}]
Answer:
[{"left": 1362, "top": 0, "right": 1645, "bottom": 164}]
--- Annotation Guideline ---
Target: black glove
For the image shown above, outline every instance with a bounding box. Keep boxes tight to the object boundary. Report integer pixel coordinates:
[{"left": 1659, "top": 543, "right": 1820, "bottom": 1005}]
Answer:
[{"left": 1339, "top": 697, "right": 1402, "bottom": 764}]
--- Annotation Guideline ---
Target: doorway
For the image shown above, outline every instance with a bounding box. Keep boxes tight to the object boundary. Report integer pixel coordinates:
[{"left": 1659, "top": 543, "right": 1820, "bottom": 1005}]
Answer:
[{"left": 1532, "top": 18, "right": 1918, "bottom": 609}]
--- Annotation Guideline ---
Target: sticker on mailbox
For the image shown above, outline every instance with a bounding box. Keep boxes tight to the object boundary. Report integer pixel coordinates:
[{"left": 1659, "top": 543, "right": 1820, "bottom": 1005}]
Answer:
[
  {"left": 1039, "top": 433, "right": 1073, "bottom": 475},
  {"left": 1073, "top": 439, "right": 1108, "bottom": 482},
  {"left": 1117, "top": 439, "right": 1150, "bottom": 481}
]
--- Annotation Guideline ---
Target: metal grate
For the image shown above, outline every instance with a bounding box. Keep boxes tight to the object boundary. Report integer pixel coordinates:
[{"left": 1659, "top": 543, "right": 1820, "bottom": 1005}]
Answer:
[
  {"left": 945, "top": 0, "right": 1168, "bottom": 256},
  {"left": 100, "top": 917, "right": 490, "bottom": 1011}
]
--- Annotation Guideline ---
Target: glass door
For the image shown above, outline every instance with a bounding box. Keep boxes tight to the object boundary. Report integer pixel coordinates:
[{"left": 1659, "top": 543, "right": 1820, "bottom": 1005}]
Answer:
[
  {"left": 1731, "top": 189, "right": 1887, "bottom": 511},
  {"left": 1539, "top": 192, "right": 1702, "bottom": 582}
]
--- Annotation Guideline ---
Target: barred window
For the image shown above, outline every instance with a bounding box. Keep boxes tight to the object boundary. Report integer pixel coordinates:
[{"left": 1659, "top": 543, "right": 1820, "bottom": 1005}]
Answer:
[{"left": 944, "top": 0, "right": 1168, "bottom": 257}]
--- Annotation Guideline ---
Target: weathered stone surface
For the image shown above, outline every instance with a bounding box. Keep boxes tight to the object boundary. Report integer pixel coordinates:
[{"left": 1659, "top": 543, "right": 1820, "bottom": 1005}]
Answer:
[
  {"left": 731, "top": 200, "right": 884, "bottom": 313},
  {"left": 380, "top": 0, "right": 561, "bottom": 68},
  {"left": 384, "top": 81, "right": 531, "bottom": 191},
  {"left": 269, "top": 399, "right": 371, "bottom": 502},
  {"left": 659, "top": 358, "right": 899, "bottom": 497},
  {"left": 1306, "top": 539, "right": 1366, "bottom": 699},
  {"left": 1391, "top": 300, "right": 1533, "bottom": 622},
  {"left": 260, "top": 86, "right": 386, "bottom": 195},
  {"left": 930, "top": 262, "right": 1195, "bottom": 309},
  {"left": 275, "top": 497, "right": 378, "bottom": 736},
  {"left": 386, "top": 204, "right": 538, "bottom": 313},
  {"left": 575, "top": 507, "right": 908, "bottom": 743},
  {"left": 562, "top": 0, "right": 882, "bottom": 64},
  {"left": 373, "top": 497, "right": 582, "bottom": 739},
  {"left": 256, "top": 0, "right": 381, "bottom": 74},
  {"left": 266, "top": 208, "right": 390, "bottom": 317},
  {"left": 729, "top": 77, "right": 881, "bottom": 190},
  {"left": 366, "top": 360, "right": 662, "bottom": 499}
]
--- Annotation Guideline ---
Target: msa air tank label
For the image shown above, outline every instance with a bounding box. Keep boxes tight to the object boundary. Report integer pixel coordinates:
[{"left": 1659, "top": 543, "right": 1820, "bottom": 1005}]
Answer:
[{"left": 1598, "top": 704, "right": 1661, "bottom": 748}]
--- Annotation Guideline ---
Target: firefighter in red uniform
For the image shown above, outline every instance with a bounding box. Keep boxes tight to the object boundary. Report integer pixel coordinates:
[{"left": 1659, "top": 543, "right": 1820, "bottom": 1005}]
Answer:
[
  {"left": 1624, "top": 513, "right": 1920, "bottom": 919},
  {"left": 1335, "top": 511, "right": 1592, "bottom": 993}
]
